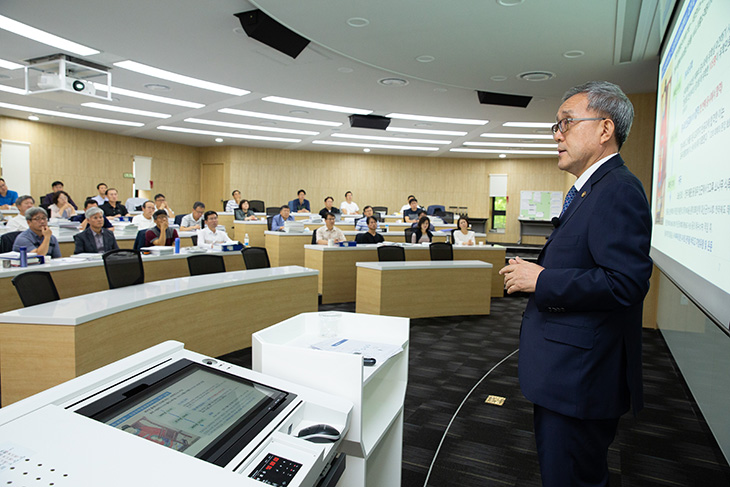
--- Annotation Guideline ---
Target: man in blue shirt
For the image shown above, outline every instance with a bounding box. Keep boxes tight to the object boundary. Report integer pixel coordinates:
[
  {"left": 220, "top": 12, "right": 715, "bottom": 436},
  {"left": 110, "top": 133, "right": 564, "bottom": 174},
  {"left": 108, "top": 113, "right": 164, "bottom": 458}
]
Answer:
[
  {"left": 355, "top": 206, "right": 378, "bottom": 231},
  {"left": 272, "top": 205, "right": 294, "bottom": 231},
  {"left": 288, "top": 189, "right": 310, "bottom": 213},
  {"left": 12, "top": 207, "right": 62, "bottom": 258},
  {"left": 403, "top": 198, "right": 424, "bottom": 222},
  {"left": 0, "top": 178, "right": 18, "bottom": 209}
]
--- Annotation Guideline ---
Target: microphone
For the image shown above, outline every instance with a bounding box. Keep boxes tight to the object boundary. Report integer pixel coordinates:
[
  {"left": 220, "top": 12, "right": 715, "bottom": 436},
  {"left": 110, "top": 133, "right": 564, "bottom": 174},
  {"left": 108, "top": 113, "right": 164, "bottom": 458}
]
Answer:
[{"left": 551, "top": 217, "right": 560, "bottom": 228}]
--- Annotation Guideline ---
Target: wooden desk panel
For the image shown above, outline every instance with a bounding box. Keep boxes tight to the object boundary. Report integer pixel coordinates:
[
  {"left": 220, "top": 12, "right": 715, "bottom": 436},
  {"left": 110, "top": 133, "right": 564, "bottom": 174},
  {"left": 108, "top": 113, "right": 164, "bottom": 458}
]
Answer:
[
  {"left": 265, "top": 233, "right": 311, "bottom": 267},
  {"left": 234, "top": 221, "right": 267, "bottom": 247}
]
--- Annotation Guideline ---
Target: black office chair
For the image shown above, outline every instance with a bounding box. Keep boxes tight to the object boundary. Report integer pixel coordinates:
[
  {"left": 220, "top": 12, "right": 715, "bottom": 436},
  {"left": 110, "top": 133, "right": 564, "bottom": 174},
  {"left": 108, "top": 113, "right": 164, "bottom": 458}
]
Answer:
[
  {"left": 249, "top": 200, "right": 265, "bottom": 213},
  {"left": 427, "top": 205, "right": 445, "bottom": 215},
  {"left": 102, "top": 249, "right": 145, "bottom": 289},
  {"left": 377, "top": 245, "right": 405, "bottom": 262},
  {"left": 187, "top": 254, "right": 226, "bottom": 276},
  {"left": 311, "top": 230, "right": 318, "bottom": 244},
  {"left": 267, "top": 215, "right": 273, "bottom": 231},
  {"left": 174, "top": 214, "right": 184, "bottom": 226},
  {"left": 0, "top": 231, "right": 22, "bottom": 253},
  {"left": 404, "top": 228, "right": 416, "bottom": 243},
  {"left": 429, "top": 242, "right": 453, "bottom": 261},
  {"left": 265, "top": 206, "right": 280, "bottom": 216},
  {"left": 441, "top": 211, "right": 454, "bottom": 224},
  {"left": 372, "top": 206, "right": 388, "bottom": 214},
  {"left": 242, "top": 246, "right": 271, "bottom": 269},
  {"left": 12, "top": 271, "right": 60, "bottom": 307},
  {"left": 222, "top": 199, "right": 230, "bottom": 211},
  {"left": 133, "top": 229, "right": 148, "bottom": 251}
]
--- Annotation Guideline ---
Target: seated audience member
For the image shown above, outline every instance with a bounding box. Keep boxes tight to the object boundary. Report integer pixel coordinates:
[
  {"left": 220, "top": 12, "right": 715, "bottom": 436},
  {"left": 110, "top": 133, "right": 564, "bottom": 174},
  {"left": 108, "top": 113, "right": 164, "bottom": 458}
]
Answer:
[
  {"left": 71, "top": 199, "right": 114, "bottom": 230},
  {"left": 131, "top": 200, "right": 156, "bottom": 230},
  {"left": 340, "top": 191, "right": 359, "bottom": 215},
  {"left": 355, "top": 216, "right": 384, "bottom": 244},
  {"left": 73, "top": 207, "right": 119, "bottom": 254},
  {"left": 154, "top": 193, "right": 175, "bottom": 217},
  {"left": 180, "top": 202, "right": 205, "bottom": 231},
  {"left": 453, "top": 216, "right": 476, "bottom": 246},
  {"left": 234, "top": 199, "right": 258, "bottom": 221},
  {"left": 49, "top": 190, "right": 76, "bottom": 219},
  {"left": 355, "top": 206, "right": 378, "bottom": 231},
  {"left": 288, "top": 189, "right": 310, "bottom": 213},
  {"left": 12, "top": 207, "right": 61, "bottom": 258},
  {"left": 196, "top": 211, "right": 235, "bottom": 248},
  {"left": 145, "top": 210, "right": 178, "bottom": 246},
  {"left": 226, "top": 190, "right": 242, "bottom": 213},
  {"left": 100, "top": 188, "right": 128, "bottom": 219},
  {"left": 42, "top": 181, "right": 77, "bottom": 209},
  {"left": 411, "top": 215, "right": 433, "bottom": 243},
  {"left": 91, "top": 183, "right": 108, "bottom": 205},
  {"left": 316, "top": 212, "right": 346, "bottom": 244},
  {"left": 400, "top": 195, "right": 418, "bottom": 213},
  {"left": 6, "top": 195, "right": 34, "bottom": 231},
  {"left": 319, "top": 196, "right": 341, "bottom": 219},
  {"left": 272, "top": 205, "right": 294, "bottom": 231},
  {"left": 0, "top": 178, "right": 18, "bottom": 209},
  {"left": 403, "top": 198, "right": 424, "bottom": 222}
]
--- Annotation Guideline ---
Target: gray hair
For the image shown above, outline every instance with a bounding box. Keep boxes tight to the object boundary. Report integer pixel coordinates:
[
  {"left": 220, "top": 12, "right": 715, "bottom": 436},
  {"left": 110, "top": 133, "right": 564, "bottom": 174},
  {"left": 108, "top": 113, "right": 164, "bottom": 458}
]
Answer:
[
  {"left": 85, "top": 206, "right": 104, "bottom": 219},
  {"left": 15, "top": 195, "right": 34, "bottom": 207},
  {"left": 25, "top": 207, "right": 48, "bottom": 221},
  {"left": 562, "top": 81, "right": 634, "bottom": 149}
]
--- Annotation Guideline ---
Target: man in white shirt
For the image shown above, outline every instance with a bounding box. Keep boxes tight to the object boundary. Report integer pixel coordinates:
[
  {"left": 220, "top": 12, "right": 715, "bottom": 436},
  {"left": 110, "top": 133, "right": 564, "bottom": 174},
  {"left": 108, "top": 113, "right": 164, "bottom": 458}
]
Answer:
[
  {"left": 225, "top": 190, "right": 241, "bottom": 212},
  {"left": 180, "top": 202, "right": 205, "bottom": 231},
  {"left": 5, "top": 195, "right": 35, "bottom": 231},
  {"left": 131, "top": 200, "right": 156, "bottom": 230},
  {"left": 154, "top": 193, "right": 175, "bottom": 217},
  {"left": 315, "top": 212, "right": 346, "bottom": 245},
  {"left": 196, "top": 211, "right": 235, "bottom": 248},
  {"left": 340, "top": 191, "right": 359, "bottom": 215},
  {"left": 91, "top": 183, "right": 108, "bottom": 205}
]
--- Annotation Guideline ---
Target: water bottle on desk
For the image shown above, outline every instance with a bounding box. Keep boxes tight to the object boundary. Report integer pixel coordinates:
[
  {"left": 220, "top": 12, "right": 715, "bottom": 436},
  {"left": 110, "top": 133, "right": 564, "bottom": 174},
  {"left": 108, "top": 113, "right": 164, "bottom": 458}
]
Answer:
[
  {"left": 244, "top": 233, "right": 249, "bottom": 247},
  {"left": 19, "top": 246, "right": 27, "bottom": 267},
  {"left": 174, "top": 237, "right": 180, "bottom": 253}
]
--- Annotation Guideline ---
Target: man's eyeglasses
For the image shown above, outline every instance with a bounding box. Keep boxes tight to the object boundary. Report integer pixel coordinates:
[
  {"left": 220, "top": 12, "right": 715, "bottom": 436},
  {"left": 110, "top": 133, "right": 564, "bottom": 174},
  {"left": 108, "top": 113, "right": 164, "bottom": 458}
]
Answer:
[
  {"left": 31, "top": 217, "right": 48, "bottom": 222},
  {"left": 551, "top": 117, "right": 607, "bottom": 134}
]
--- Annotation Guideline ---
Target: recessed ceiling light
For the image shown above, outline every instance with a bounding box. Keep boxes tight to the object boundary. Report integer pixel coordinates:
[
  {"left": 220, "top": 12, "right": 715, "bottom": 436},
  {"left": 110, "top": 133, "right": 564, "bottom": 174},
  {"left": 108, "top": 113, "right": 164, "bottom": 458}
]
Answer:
[
  {"left": 215, "top": 137, "right": 224, "bottom": 143},
  {"left": 289, "top": 109, "right": 309, "bottom": 115},
  {"left": 378, "top": 78, "right": 408, "bottom": 87},
  {"left": 347, "top": 17, "right": 369, "bottom": 27},
  {"left": 464, "top": 141, "right": 557, "bottom": 148},
  {"left": 497, "top": 0, "right": 525, "bottom": 6},
  {"left": 0, "top": 84, "right": 25, "bottom": 95},
  {"left": 157, "top": 126, "right": 301, "bottom": 143},
  {"left": 480, "top": 133, "right": 554, "bottom": 139},
  {"left": 518, "top": 71, "right": 555, "bottom": 82},
  {"left": 503, "top": 122, "right": 553, "bottom": 128},
  {"left": 338, "top": 67, "right": 354, "bottom": 74},
  {"left": 313, "top": 140, "right": 438, "bottom": 151},
  {"left": 332, "top": 133, "right": 451, "bottom": 144},
  {"left": 28, "top": 115, "right": 39, "bottom": 121},
  {"left": 262, "top": 95, "right": 372, "bottom": 115},
  {"left": 0, "top": 101, "right": 143, "bottom": 127},
  {"left": 219, "top": 108, "right": 342, "bottom": 127},
  {"left": 116, "top": 60, "right": 250, "bottom": 96},
  {"left": 0, "top": 14, "right": 99, "bottom": 56},
  {"left": 185, "top": 118, "right": 318, "bottom": 136},
  {"left": 143, "top": 83, "right": 171, "bottom": 92},
  {"left": 0, "top": 58, "right": 23, "bottom": 70},
  {"left": 363, "top": 148, "right": 371, "bottom": 153},
  {"left": 563, "top": 50, "right": 585, "bottom": 58},
  {"left": 388, "top": 126, "right": 467, "bottom": 136},
  {"left": 416, "top": 55, "right": 435, "bottom": 63},
  {"left": 490, "top": 75, "right": 508, "bottom": 82},
  {"left": 451, "top": 148, "right": 555, "bottom": 155},
  {"left": 387, "top": 112, "right": 488, "bottom": 125},
  {"left": 93, "top": 83, "right": 204, "bottom": 108},
  {"left": 499, "top": 154, "right": 507, "bottom": 158},
  {"left": 81, "top": 102, "right": 171, "bottom": 118}
]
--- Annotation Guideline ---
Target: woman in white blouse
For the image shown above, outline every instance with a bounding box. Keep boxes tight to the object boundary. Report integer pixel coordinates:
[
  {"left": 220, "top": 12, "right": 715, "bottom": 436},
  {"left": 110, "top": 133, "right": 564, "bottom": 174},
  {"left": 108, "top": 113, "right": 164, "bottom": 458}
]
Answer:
[
  {"left": 452, "top": 216, "right": 476, "bottom": 245},
  {"left": 49, "top": 191, "right": 76, "bottom": 219}
]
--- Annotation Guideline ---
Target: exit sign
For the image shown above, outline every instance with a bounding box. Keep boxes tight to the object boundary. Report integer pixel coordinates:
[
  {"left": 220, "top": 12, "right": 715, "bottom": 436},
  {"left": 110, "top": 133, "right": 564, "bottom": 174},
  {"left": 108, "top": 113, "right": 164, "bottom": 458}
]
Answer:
[{"left": 123, "top": 173, "right": 134, "bottom": 179}]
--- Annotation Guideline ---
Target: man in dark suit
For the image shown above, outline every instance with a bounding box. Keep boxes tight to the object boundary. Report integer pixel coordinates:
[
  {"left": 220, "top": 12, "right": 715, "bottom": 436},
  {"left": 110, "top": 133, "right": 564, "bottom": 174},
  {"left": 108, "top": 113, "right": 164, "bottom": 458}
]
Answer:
[
  {"left": 499, "top": 81, "right": 652, "bottom": 487},
  {"left": 73, "top": 207, "right": 119, "bottom": 254}
]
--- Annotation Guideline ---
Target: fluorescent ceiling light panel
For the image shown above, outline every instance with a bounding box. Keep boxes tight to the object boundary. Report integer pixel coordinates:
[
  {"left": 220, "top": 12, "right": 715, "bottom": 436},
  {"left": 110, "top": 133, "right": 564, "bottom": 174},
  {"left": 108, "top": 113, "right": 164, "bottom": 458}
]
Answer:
[
  {"left": 331, "top": 133, "right": 451, "bottom": 145},
  {"left": 262, "top": 96, "right": 372, "bottom": 115},
  {"left": 114, "top": 60, "right": 250, "bottom": 96},
  {"left": 0, "top": 101, "right": 144, "bottom": 127},
  {"left": 386, "top": 113, "right": 488, "bottom": 125},
  {"left": 157, "top": 126, "right": 301, "bottom": 143},
  {"left": 313, "top": 140, "right": 437, "bottom": 151},
  {"left": 450, "top": 148, "right": 556, "bottom": 155},
  {"left": 185, "top": 118, "right": 318, "bottom": 136},
  {"left": 81, "top": 102, "right": 171, "bottom": 119},
  {"left": 0, "top": 84, "right": 26, "bottom": 95},
  {"left": 502, "top": 122, "right": 554, "bottom": 128},
  {"left": 219, "top": 108, "right": 341, "bottom": 127},
  {"left": 480, "top": 133, "right": 554, "bottom": 139},
  {"left": 0, "top": 58, "right": 24, "bottom": 70},
  {"left": 387, "top": 126, "right": 467, "bottom": 136},
  {"left": 0, "top": 15, "right": 99, "bottom": 56},
  {"left": 93, "top": 83, "right": 204, "bottom": 109},
  {"left": 464, "top": 141, "right": 557, "bottom": 148}
]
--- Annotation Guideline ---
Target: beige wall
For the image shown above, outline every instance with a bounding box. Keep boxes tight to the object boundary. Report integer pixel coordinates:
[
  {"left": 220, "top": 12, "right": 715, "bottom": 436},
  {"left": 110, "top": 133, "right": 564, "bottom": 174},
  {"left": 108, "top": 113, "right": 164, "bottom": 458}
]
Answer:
[{"left": 0, "top": 117, "right": 201, "bottom": 213}]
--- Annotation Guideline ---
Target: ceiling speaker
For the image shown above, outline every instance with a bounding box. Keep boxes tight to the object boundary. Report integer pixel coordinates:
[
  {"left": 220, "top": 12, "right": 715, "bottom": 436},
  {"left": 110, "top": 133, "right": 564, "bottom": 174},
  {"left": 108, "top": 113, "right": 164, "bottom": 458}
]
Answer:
[
  {"left": 477, "top": 90, "right": 532, "bottom": 108},
  {"left": 235, "top": 10, "right": 310, "bottom": 59},
  {"left": 348, "top": 114, "right": 391, "bottom": 130}
]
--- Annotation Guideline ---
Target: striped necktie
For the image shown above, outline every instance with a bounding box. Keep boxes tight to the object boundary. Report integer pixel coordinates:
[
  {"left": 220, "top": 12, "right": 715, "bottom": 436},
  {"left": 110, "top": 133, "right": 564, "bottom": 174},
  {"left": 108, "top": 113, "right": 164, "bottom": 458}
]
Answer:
[{"left": 560, "top": 186, "right": 578, "bottom": 217}]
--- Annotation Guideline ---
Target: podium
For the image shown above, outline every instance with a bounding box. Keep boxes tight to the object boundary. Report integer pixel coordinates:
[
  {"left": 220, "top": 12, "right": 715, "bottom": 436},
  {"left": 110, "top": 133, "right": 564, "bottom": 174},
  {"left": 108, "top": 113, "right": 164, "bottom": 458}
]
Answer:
[{"left": 253, "top": 312, "right": 409, "bottom": 487}]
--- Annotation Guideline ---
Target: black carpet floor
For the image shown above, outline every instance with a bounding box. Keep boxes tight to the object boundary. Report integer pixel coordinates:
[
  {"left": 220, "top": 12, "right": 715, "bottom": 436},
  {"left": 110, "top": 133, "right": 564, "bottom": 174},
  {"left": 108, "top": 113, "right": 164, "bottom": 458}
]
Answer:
[{"left": 219, "top": 297, "right": 730, "bottom": 486}]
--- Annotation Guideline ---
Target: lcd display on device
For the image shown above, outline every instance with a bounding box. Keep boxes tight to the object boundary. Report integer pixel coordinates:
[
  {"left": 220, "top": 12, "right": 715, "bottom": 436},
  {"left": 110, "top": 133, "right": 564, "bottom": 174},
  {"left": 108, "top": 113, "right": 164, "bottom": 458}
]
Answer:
[{"left": 75, "top": 360, "right": 296, "bottom": 466}]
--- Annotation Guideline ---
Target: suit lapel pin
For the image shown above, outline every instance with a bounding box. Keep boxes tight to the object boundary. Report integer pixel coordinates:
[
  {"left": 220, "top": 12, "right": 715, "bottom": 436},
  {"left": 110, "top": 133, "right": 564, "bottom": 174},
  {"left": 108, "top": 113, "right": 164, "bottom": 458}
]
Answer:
[{"left": 581, "top": 191, "right": 587, "bottom": 197}]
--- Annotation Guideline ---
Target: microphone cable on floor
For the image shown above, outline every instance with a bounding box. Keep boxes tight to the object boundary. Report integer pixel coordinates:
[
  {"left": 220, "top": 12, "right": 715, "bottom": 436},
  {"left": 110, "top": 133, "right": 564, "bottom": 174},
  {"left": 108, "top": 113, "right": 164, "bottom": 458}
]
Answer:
[{"left": 422, "top": 348, "right": 520, "bottom": 487}]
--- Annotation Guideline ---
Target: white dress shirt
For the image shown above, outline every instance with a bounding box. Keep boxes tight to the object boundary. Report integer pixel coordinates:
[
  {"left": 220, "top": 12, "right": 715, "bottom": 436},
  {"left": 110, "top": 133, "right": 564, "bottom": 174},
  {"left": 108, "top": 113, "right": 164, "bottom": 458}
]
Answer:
[
  {"left": 6, "top": 214, "right": 29, "bottom": 231},
  {"left": 131, "top": 214, "right": 155, "bottom": 230},
  {"left": 196, "top": 227, "right": 234, "bottom": 248}
]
